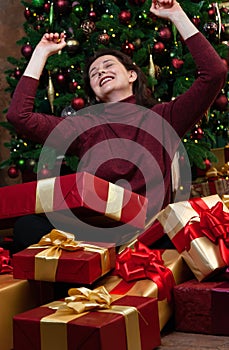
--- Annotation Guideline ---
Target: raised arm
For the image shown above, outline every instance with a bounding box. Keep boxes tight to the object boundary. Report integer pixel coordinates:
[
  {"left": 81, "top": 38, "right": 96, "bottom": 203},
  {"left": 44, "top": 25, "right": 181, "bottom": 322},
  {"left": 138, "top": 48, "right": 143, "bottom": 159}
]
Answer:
[
  {"left": 150, "top": 0, "right": 227, "bottom": 137},
  {"left": 23, "top": 32, "right": 66, "bottom": 79},
  {"left": 150, "top": 0, "right": 199, "bottom": 40}
]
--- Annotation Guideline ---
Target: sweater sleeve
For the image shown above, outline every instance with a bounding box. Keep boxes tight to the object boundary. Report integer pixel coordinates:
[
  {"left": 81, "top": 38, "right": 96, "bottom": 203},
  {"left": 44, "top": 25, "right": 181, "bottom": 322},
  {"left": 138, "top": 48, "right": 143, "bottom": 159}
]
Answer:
[
  {"left": 6, "top": 76, "right": 65, "bottom": 145},
  {"left": 153, "top": 32, "right": 227, "bottom": 138}
]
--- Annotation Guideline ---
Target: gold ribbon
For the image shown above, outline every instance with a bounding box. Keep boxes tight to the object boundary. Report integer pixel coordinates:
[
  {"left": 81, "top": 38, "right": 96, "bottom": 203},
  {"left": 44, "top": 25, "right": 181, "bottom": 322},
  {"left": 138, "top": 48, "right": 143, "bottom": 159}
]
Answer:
[
  {"left": 35, "top": 177, "right": 56, "bottom": 213},
  {"left": 105, "top": 182, "right": 124, "bottom": 221},
  {"left": 222, "top": 195, "right": 229, "bottom": 209},
  {"left": 40, "top": 286, "right": 141, "bottom": 350},
  {"left": 30, "top": 230, "right": 111, "bottom": 281}
]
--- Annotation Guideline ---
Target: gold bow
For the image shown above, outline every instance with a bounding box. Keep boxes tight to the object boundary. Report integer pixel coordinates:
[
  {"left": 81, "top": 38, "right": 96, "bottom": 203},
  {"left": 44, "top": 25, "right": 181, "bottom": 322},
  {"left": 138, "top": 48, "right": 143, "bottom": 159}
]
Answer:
[
  {"left": 33, "top": 229, "right": 83, "bottom": 252},
  {"left": 56, "top": 286, "right": 112, "bottom": 314}
]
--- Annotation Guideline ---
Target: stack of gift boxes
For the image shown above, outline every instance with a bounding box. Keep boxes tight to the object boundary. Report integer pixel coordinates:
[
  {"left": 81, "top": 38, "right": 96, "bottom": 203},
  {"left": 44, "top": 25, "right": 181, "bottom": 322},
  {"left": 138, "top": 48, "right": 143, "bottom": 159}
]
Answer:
[{"left": 1, "top": 171, "right": 229, "bottom": 350}]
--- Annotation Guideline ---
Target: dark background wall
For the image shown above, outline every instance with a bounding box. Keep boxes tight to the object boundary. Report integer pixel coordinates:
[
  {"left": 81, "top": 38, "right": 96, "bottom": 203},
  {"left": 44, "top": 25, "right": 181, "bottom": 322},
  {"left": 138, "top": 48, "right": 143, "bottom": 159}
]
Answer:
[{"left": 0, "top": 1, "right": 25, "bottom": 186}]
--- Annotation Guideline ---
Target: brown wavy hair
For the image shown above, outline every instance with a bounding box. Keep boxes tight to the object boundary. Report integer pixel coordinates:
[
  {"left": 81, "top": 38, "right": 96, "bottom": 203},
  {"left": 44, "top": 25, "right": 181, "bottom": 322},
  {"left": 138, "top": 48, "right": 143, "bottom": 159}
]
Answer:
[{"left": 83, "top": 48, "right": 157, "bottom": 108}]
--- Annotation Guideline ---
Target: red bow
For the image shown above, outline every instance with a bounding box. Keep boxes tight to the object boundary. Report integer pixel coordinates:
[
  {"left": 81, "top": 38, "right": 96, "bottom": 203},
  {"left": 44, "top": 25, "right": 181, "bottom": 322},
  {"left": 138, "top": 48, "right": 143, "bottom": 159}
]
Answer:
[
  {"left": 184, "top": 201, "right": 229, "bottom": 264},
  {"left": 0, "top": 248, "right": 13, "bottom": 274},
  {"left": 115, "top": 241, "right": 175, "bottom": 301}
]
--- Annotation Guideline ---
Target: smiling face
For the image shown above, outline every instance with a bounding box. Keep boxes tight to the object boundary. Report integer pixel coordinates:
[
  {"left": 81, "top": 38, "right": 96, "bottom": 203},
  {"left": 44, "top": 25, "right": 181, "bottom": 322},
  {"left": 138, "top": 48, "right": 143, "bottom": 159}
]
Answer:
[{"left": 88, "top": 55, "right": 137, "bottom": 103}]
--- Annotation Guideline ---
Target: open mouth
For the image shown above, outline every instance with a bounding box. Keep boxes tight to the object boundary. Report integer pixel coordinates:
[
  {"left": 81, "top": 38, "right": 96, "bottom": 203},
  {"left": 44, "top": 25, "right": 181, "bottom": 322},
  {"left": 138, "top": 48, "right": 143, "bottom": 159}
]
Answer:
[{"left": 99, "top": 76, "right": 114, "bottom": 87}]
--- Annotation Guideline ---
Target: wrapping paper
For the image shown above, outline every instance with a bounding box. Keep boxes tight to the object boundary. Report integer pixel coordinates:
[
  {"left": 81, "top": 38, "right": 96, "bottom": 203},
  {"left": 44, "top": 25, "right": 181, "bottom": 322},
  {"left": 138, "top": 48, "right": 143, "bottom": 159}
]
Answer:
[
  {"left": 13, "top": 289, "right": 161, "bottom": 350},
  {"left": 13, "top": 230, "right": 116, "bottom": 284},
  {"left": 0, "top": 274, "right": 43, "bottom": 350},
  {"left": 174, "top": 279, "right": 229, "bottom": 335},
  {"left": 0, "top": 172, "right": 148, "bottom": 229},
  {"left": 155, "top": 195, "right": 229, "bottom": 281},
  {"left": 95, "top": 248, "right": 192, "bottom": 330}
]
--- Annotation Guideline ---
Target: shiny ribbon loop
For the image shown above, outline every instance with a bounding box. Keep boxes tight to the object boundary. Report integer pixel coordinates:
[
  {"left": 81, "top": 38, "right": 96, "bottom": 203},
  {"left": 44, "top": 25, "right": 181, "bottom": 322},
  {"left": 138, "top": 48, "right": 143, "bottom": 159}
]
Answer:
[
  {"left": 185, "top": 201, "right": 229, "bottom": 264},
  {"left": 0, "top": 247, "right": 13, "bottom": 273},
  {"left": 115, "top": 241, "right": 175, "bottom": 301},
  {"left": 33, "top": 229, "right": 83, "bottom": 252},
  {"left": 56, "top": 286, "right": 112, "bottom": 315}
]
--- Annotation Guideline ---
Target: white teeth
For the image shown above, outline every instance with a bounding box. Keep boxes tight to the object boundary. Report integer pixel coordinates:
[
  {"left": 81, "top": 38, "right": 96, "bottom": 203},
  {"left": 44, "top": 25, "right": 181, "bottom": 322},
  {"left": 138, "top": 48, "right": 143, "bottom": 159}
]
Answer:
[{"left": 100, "top": 77, "right": 113, "bottom": 86}]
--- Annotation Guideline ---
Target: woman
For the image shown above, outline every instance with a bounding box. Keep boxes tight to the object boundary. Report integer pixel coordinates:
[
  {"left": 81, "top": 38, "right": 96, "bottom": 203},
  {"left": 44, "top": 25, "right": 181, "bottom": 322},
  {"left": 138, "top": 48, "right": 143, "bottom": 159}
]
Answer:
[{"left": 6, "top": 0, "right": 227, "bottom": 251}]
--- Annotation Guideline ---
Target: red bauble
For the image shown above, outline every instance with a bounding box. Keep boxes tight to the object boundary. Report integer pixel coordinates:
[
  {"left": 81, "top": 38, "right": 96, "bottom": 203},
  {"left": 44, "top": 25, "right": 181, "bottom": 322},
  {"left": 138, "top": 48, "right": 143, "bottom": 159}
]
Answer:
[
  {"left": 208, "top": 7, "right": 216, "bottom": 19},
  {"left": 98, "top": 33, "right": 110, "bottom": 45},
  {"left": 153, "top": 41, "right": 165, "bottom": 54},
  {"left": 213, "top": 94, "right": 228, "bottom": 111},
  {"left": 71, "top": 97, "right": 85, "bottom": 110},
  {"left": 190, "top": 125, "right": 204, "bottom": 140},
  {"left": 119, "top": 10, "right": 132, "bottom": 24},
  {"left": 172, "top": 58, "right": 184, "bottom": 69},
  {"left": 43, "top": 1, "right": 51, "bottom": 12},
  {"left": 192, "top": 17, "right": 201, "bottom": 27},
  {"left": 8, "top": 166, "right": 20, "bottom": 178},
  {"left": 56, "top": 72, "right": 66, "bottom": 86},
  {"left": 54, "top": 0, "right": 71, "bottom": 15},
  {"left": 24, "top": 7, "right": 32, "bottom": 20},
  {"left": 14, "top": 67, "right": 22, "bottom": 79},
  {"left": 89, "top": 10, "right": 97, "bottom": 21},
  {"left": 21, "top": 43, "right": 33, "bottom": 58},
  {"left": 159, "top": 27, "right": 172, "bottom": 41},
  {"left": 121, "top": 41, "right": 135, "bottom": 56},
  {"left": 68, "top": 80, "right": 78, "bottom": 93}
]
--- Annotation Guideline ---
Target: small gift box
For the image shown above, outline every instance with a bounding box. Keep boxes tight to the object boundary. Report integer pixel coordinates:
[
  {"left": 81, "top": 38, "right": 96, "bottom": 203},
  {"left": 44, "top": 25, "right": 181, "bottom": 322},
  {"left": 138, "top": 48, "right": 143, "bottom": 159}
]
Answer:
[
  {"left": 0, "top": 274, "right": 43, "bottom": 350},
  {"left": 155, "top": 194, "right": 229, "bottom": 281},
  {"left": 174, "top": 279, "right": 229, "bottom": 335},
  {"left": 95, "top": 242, "right": 192, "bottom": 330},
  {"left": 0, "top": 171, "right": 148, "bottom": 229},
  {"left": 13, "top": 230, "right": 116, "bottom": 284},
  {"left": 13, "top": 286, "right": 161, "bottom": 350}
]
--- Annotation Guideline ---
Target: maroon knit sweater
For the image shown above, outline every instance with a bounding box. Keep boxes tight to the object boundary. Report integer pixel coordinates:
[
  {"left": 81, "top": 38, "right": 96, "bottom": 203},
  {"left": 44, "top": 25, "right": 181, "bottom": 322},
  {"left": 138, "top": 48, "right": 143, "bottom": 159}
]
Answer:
[{"left": 6, "top": 33, "right": 227, "bottom": 221}]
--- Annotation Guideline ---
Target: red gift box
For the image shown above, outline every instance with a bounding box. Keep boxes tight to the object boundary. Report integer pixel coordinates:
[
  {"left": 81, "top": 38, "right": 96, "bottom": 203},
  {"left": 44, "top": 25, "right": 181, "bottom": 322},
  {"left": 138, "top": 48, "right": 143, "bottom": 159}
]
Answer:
[
  {"left": 0, "top": 171, "right": 148, "bottom": 229},
  {"left": 151, "top": 194, "right": 229, "bottom": 281},
  {"left": 13, "top": 230, "right": 116, "bottom": 284},
  {"left": 174, "top": 279, "right": 229, "bottom": 335},
  {"left": 13, "top": 292, "right": 161, "bottom": 350}
]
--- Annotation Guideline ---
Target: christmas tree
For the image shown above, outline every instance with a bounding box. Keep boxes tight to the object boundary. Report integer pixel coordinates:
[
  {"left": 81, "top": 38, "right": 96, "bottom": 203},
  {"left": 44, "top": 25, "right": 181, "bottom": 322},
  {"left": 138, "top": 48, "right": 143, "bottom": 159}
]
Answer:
[{"left": 1, "top": 0, "right": 228, "bottom": 180}]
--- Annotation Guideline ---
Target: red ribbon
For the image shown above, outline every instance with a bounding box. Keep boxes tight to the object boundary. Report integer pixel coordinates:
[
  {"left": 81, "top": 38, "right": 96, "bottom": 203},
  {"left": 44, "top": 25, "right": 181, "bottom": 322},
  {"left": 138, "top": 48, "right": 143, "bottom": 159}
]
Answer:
[
  {"left": 184, "top": 201, "right": 229, "bottom": 264},
  {"left": 0, "top": 248, "right": 13, "bottom": 274},
  {"left": 115, "top": 241, "right": 175, "bottom": 301}
]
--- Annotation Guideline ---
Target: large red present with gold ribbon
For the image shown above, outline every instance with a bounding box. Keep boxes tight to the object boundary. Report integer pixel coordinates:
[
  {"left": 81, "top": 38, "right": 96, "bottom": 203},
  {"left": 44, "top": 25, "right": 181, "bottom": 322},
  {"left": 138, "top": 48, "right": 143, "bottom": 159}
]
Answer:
[
  {"left": 0, "top": 171, "right": 148, "bottom": 229},
  {"left": 13, "top": 286, "right": 161, "bottom": 350},
  {"left": 13, "top": 230, "right": 116, "bottom": 284},
  {"left": 95, "top": 242, "right": 192, "bottom": 330},
  {"left": 174, "top": 279, "right": 229, "bottom": 335},
  {"left": 154, "top": 194, "right": 229, "bottom": 281}
]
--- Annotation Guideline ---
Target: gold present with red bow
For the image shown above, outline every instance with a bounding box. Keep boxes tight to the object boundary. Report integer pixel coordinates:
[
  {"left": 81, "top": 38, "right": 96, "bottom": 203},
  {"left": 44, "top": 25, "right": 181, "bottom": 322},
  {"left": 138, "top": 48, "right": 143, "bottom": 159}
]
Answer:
[
  {"left": 95, "top": 242, "right": 191, "bottom": 330},
  {"left": 13, "top": 286, "right": 161, "bottom": 350},
  {"left": 156, "top": 194, "right": 229, "bottom": 281},
  {"left": 0, "top": 171, "right": 148, "bottom": 230},
  {"left": 13, "top": 230, "right": 116, "bottom": 284}
]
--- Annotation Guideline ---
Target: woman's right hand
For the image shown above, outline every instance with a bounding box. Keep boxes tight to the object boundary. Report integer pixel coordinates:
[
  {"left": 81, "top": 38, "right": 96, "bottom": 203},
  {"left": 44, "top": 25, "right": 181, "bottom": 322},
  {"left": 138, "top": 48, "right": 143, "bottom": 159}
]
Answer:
[{"left": 35, "top": 32, "right": 66, "bottom": 58}]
